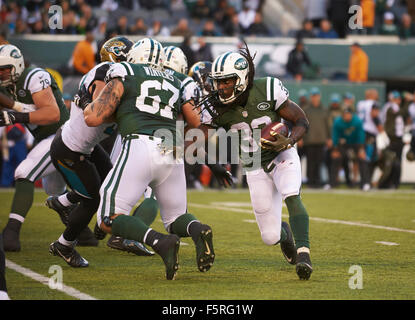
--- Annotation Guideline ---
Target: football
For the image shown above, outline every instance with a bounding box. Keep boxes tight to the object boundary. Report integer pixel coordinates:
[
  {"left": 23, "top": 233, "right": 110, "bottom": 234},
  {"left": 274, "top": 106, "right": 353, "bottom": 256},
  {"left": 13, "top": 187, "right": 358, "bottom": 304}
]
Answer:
[{"left": 261, "top": 122, "right": 289, "bottom": 141}]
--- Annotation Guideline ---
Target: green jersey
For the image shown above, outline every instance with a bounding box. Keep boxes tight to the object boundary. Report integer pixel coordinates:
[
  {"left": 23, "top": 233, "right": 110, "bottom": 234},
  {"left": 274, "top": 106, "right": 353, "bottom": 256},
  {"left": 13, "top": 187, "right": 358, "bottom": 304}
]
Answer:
[
  {"left": 205, "top": 77, "right": 289, "bottom": 171},
  {"left": 106, "top": 62, "right": 185, "bottom": 142},
  {"left": 0, "top": 67, "right": 69, "bottom": 142}
]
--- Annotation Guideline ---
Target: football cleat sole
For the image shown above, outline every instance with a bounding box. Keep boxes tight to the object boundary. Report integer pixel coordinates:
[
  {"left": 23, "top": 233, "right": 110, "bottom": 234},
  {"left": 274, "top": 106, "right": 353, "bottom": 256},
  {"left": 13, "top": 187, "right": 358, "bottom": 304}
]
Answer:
[{"left": 195, "top": 226, "right": 215, "bottom": 273}]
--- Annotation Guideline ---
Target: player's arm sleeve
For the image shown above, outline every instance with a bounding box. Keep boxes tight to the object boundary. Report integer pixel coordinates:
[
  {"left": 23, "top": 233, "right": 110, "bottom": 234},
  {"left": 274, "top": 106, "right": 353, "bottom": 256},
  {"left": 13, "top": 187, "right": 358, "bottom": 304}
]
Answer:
[
  {"left": 269, "top": 77, "right": 289, "bottom": 111},
  {"left": 26, "top": 69, "right": 52, "bottom": 94},
  {"left": 180, "top": 76, "right": 198, "bottom": 104},
  {"left": 105, "top": 62, "right": 132, "bottom": 83}
]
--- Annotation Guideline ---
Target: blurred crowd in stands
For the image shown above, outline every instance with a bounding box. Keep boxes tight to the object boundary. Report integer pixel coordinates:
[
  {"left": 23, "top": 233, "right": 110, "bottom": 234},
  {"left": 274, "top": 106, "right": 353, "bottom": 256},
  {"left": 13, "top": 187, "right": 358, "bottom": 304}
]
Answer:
[{"left": 0, "top": 0, "right": 414, "bottom": 40}]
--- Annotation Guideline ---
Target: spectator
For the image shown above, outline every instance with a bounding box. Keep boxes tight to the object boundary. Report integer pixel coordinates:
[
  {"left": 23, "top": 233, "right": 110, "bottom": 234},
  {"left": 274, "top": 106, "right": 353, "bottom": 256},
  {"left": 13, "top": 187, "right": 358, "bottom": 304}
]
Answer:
[
  {"left": 330, "top": 106, "right": 370, "bottom": 190},
  {"left": 180, "top": 35, "right": 197, "bottom": 69},
  {"left": 70, "top": 30, "right": 96, "bottom": 75},
  {"left": 379, "top": 11, "right": 398, "bottom": 35},
  {"left": 238, "top": 3, "right": 256, "bottom": 35},
  {"left": 304, "top": 0, "right": 327, "bottom": 28},
  {"left": 303, "top": 87, "right": 331, "bottom": 188},
  {"left": 80, "top": 3, "right": 98, "bottom": 32},
  {"left": 244, "top": 0, "right": 265, "bottom": 12},
  {"left": 93, "top": 17, "right": 108, "bottom": 42},
  {"left": 398, "top": 13, "right": 415, "bottom": 39},
  {"left": 198, "top": 20, "right": 220, "bottom": 37},
  {"left": 316, "top": 19, "right": 339, "bottom": 38},
  {"left": 407, "top": 91, "right": 415, "bottom": 162},
  {"left": 14, "top": 18, "right": 29, "bottom": 35},
  {"left": 171, "top": 18, "right": 193, "bottom": 37},
  {"left": 296, "top": 20, "right": 316, "bottom": 39},
  {"left": 129, "top": 17, "right": 148, "bottom": 36},
  {"left": 221, "top": 7, "right": 240, "bottom": 36},
  {"left": 348, "top": 42, "right": 369, "bottom": 83},
  {"left": 115, "top": 15, "right": 129, "bottom": 35},
  {"left": 247, "top": 12, "right": 270, "bottom": 36},
  {"left": 0, "top": 124, "right": 28, "bottom": 188},
  {"left": 356, "top": 89, "right": 383, "bottom": 184},
  {"left": 213, "top": 0, "right": 229, "bottom": 25},
  {"left": 146, "top": 20, "right": 171, "bottom": 37},
  {"left": 191, "top": 0, "right": 212, "bottom": 19},
  {"left": 379, "top": 91, "right": 404, "bottom": 189},
  {"left": 286, "top": 39, "right": 311, "bottom": 81},
  {"left": 56, "top": 10, "right": 77, "bottom": 34},
  {"left": 297, "top": 89, "right": 309, "bottom": 110},
  {"left": 194, "top": 37, "right": 213, "bottom": 62},
  {"left": 327, "top": 0, "right": 351, "bottom": 38},
  {"left": 342, "top": 92, "right": 356, "bottom": 112},
  {"left": 361, "top": 0, "right": 375, "bottom": 34},
  {"left": 30, "top": 19, "right": 47, "bottom": 34}
]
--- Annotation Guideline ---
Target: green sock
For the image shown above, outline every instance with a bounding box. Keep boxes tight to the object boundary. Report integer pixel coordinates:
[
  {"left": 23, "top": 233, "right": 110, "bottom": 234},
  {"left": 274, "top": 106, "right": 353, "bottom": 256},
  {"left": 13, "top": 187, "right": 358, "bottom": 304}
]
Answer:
[
  {"left": 10, "top": 179, "right": 34, "bottom": 219},
  {"left": 132, "top": 198, "right": 159, "bottom": 226},
  {"left": 111, "top": 215, "right": 149, "bottom": 243},
  {"left": 285, "top": 195, "right": 310, "bottom": 249},
  {"left": 170, "top": 213, "right": 198, "bottom": 238}
]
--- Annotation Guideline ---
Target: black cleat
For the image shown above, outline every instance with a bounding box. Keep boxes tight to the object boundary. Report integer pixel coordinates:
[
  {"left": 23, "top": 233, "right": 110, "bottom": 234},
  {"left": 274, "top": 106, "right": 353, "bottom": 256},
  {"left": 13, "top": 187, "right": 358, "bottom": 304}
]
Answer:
[
  {"left": 49, "top": 241, "right": 89, "bottom": 268},
  {"left": 107, "top": 235, "right": 154, "bottom": 256},
  {"left": 76, "top": 226, "right": 99, "bottom": 247},
  {"left": 152, "top": 234, "right": 180, "bottom": 280},
  {"left": 194, "top": 224, "right": 215, "bottom": 272},
  {"left": 296, "top": 250, "right": 313, "bottom": 280},
  {"left": 45, "top": 196, "right": 76, "bottom": 226},
  {"left": 2, "top": 219, "right": 22, "bottom": 252},
  {"left": 280, "top": 222, "right": 297, "bottom": 265}
]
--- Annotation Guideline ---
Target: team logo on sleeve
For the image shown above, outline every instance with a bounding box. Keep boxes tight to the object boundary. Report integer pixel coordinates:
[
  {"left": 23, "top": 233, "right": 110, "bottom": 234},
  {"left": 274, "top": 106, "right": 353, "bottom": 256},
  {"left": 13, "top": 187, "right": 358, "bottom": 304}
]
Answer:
[
  {"left": 234, "top": 58, "right": 248, "bottom": 70},
  {"left": 257, "top": 102, "right": 271, "bottom": 111}
]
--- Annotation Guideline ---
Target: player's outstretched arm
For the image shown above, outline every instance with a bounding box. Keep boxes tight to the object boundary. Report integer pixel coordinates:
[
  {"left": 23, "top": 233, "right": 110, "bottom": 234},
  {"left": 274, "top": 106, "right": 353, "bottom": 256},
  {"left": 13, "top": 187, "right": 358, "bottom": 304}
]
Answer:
[
  {"left": 278, "top": 99, "right": 309, "bottom": 144},
  {"left": 84, "top": 78, "right": 124, "bottom": 127}
]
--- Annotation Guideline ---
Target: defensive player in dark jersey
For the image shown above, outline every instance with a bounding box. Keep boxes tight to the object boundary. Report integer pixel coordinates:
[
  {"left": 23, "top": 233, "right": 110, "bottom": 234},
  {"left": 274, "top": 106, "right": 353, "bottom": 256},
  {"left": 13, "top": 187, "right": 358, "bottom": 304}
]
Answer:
[
  {"left": 199, "top": 45, "right": 313, "bottom": 280},
  {"left": 0, "top": 44, "right": 69, "bottom": 252},
  {"left": 80, "top": 38, "right": 215, "bottom": 280}
]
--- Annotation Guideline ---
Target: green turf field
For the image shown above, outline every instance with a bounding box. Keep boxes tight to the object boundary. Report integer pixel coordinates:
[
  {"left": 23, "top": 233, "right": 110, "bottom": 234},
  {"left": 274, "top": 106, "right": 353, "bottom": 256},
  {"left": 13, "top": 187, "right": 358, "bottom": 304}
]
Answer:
[{"left": 1, "top": 188, "right": 415, "bottom": 300}]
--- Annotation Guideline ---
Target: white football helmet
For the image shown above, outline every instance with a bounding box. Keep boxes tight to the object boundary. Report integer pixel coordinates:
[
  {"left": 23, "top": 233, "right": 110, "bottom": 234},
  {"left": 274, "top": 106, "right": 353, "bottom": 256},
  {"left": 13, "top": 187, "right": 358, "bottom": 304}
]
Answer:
[
  {"left": 127, "top": 38, "right": 165, "bottom": 71},
  {"left": 211, "top": 51, "right": 249, "bottom": 104},
  {"left": 0, "top": 44, "right": 25, "bottom": 87},
  {"left": 163, "top": 46, "right": 188, "bottom": 75}
]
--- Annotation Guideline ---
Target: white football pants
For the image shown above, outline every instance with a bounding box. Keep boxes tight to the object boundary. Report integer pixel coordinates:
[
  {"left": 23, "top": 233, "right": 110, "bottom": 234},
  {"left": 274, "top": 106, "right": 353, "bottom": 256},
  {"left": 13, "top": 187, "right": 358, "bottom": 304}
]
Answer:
[{"left": 246, "top": 147, "right": 302, "bottom": 246}]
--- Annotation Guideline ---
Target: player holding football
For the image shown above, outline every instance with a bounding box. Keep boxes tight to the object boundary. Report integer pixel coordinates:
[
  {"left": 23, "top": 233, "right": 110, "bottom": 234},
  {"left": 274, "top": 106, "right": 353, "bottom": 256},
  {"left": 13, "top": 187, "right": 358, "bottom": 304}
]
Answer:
[
  {"left": 0, "top": 44, "right": 70, "bottom": 252},
  {"left": 81, "top": 38, "right": 215, "bottom": 280},
  {"left": 199, "top": 45, "right": 312, "bottom": 280}
]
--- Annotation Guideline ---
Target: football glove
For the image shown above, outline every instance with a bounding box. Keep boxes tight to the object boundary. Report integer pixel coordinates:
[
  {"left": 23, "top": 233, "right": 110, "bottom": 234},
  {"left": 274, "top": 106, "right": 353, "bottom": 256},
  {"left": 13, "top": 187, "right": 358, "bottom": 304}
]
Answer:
[
  {"left": 0, "top": 111, "right": 29, "bottom": 126},
  {"left": 74, "top": 83, "right": 96, "bottom": 110},
  {"left": 260, "top": 133, "right": 294, "bottom": 153},
  {"left": 207, "top": 164, "right": 233, "bottom": 188},
  {"left": 93, "top": 222, "right": 107, "bottom": 240}
]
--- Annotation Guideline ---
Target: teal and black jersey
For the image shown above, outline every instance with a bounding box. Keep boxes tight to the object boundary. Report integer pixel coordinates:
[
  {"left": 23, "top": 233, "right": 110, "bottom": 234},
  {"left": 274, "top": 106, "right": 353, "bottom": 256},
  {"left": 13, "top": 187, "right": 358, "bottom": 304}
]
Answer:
[
  {"left": 204, "top": 77, "right": 290, "bottom": 170},
  {"left": 0, "top": 67, "right": 69, "bottom": 142},
  {"left": 105, "top": 62, "right": 184, "bottom": 142}
]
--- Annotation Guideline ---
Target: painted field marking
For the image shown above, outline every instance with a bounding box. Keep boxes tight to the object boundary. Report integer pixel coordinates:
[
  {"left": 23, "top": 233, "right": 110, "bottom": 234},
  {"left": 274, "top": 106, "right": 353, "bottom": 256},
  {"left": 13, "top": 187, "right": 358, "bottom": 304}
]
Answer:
[
  {"left": 375, "top": 241, "right": 399, "bottom": 246},
  {"left": 5, "top": 259, "right": 98, "bottom": 300},
  {"left": 188, "top": 202, "right": 415, "bottom": 235},
  {"left": 243, "top": 219, "right": 257, "bottom": 224}
]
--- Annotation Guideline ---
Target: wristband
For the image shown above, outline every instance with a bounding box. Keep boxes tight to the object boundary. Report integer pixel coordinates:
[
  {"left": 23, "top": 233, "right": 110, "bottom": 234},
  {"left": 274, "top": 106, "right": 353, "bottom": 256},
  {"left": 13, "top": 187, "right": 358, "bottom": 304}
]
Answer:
[
  {"left": 12, "top": 112, "right": 30, "bottom": 124},
  {"left": 13, "top": 101, "right": 36, "bottom": 113}
]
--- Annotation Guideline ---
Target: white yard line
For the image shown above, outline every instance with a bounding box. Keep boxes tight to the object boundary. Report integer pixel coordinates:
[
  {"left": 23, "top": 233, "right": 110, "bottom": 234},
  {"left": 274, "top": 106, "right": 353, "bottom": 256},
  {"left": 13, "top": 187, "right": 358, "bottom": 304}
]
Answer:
[
  {"left": 188, "top": 202, "right": 415, "bottom": 235},
  {"left": 5, "top": 259, "right": 98, "bottom": 300}
]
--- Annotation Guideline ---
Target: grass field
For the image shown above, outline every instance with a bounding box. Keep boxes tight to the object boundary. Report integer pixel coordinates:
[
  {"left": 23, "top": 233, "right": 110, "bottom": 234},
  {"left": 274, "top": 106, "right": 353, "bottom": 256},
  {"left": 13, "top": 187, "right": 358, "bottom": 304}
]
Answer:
[{"left": 1, "top": 187, "right": 415, "bottom": 300}]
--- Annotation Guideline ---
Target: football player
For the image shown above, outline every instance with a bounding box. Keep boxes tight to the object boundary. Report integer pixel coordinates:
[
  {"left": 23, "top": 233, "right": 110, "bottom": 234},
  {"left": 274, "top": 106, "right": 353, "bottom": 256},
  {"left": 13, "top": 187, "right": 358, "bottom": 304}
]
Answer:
[
  {"left": 47, "top": 36, "right": 156, "bottom": 267},
  {"left": 198, "top": 44, "right": 313, "bottom": 280},
  {"left": 163, "top": 48, "right": 232, "bottom": 188},
  {"left": 81, "top": 38, "right": 215, "bottom": 280},
  {"left": 0, "top": 44, "right": 69, "bottom": 252}
]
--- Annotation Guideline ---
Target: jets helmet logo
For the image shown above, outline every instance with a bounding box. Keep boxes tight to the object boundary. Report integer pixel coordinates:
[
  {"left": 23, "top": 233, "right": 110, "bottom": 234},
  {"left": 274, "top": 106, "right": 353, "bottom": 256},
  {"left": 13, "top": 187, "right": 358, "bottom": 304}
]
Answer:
[
  {"left": 234, "top": 58, "right": 248, "bottom": 70},
  {"left": 10, "top": 49, "right": 22, "bottom": 59}
]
